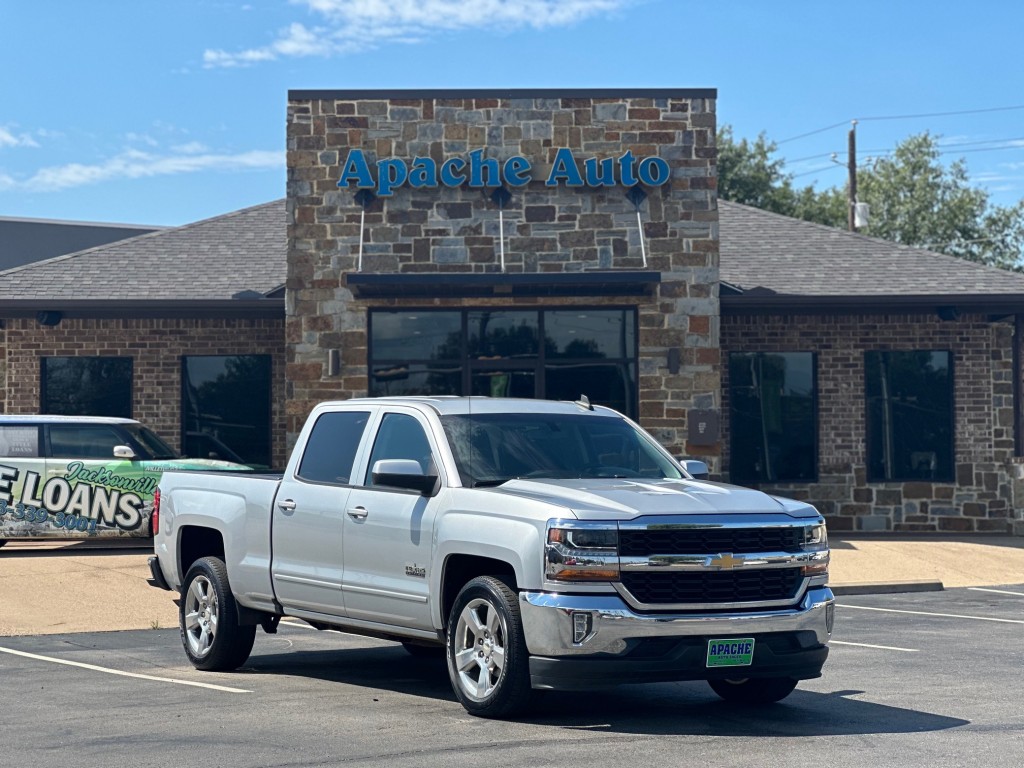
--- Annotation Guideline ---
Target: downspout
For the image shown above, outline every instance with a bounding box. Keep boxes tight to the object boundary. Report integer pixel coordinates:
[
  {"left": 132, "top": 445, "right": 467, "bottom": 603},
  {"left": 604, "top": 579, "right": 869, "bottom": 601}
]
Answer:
[{"left": 1015, "top": 314, "right": 1022, "bottom": 457}]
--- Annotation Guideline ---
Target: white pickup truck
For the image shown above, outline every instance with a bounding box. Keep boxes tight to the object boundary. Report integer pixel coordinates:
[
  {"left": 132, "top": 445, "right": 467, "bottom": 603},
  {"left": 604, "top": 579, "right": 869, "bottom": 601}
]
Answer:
[{"left": 149, "top": 396, "right": 834, "bottom": 718}]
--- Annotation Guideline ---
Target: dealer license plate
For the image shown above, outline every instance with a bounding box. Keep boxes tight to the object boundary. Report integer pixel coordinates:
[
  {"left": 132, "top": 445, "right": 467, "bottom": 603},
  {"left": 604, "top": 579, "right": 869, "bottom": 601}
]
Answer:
[{"left": 706, "top": 637, "right": 755, "bottom": 667}]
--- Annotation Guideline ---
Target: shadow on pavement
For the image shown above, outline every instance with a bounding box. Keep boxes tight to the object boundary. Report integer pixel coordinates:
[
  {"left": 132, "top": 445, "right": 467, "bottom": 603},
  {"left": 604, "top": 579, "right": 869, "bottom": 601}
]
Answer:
[{"left": 240, "top": 645, "right": 969, "bottom": 737}]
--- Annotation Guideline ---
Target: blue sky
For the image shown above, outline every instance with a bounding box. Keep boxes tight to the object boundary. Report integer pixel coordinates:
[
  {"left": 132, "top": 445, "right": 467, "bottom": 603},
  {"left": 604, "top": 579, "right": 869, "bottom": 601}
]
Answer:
[{"left": 2, "top": 0, "right": 1023, "bottom": 227}]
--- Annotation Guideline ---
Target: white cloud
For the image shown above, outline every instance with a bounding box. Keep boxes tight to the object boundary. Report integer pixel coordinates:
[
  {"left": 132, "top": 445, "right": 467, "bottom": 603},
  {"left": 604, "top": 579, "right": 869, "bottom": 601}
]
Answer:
[
  {"left": 0, "top": 126, "right": 40, "bottom": 149},
  {"left": 204, "top": 0, "right": 627, "bottom": 67},
  {"left": 14, "top": 148, "right": 283, "bottom": 193}
]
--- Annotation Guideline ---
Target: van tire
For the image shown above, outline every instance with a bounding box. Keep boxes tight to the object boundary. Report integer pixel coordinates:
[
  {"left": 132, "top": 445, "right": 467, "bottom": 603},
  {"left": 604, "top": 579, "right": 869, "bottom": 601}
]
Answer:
[{"left": 179, "top": 556, "right": 256, "bottom": 671}]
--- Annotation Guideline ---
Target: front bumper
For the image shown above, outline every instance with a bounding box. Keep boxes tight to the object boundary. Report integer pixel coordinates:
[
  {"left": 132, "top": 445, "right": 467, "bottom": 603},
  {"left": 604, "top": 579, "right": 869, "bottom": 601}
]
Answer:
[{"left": 519, "top": 586, "right": 834, "bottom": 691}]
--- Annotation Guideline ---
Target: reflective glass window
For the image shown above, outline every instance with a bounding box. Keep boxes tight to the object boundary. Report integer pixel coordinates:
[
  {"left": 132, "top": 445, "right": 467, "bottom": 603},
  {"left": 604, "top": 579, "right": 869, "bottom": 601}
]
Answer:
[
  {"left": 41, "top": 357, "right": 132, "bottom": 418},
  {"left": 865, "top": 350, "right": 953, "bottom": 482},
  {"left": 297, "top": 411, "right": 371, "bottom": 485},
  {"left": 182, "top": 355, "right": 272, "bottom": 469},
  {"left": 729, "top": 352, "right": 817, "bottom": 484},
  {"left": 545, "top": 310, "right": 634, "bottom": 359}
]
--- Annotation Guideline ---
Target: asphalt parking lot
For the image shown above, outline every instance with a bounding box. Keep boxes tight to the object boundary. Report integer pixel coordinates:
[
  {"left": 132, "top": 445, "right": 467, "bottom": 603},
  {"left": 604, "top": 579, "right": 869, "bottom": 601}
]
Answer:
[{"left": 2, "top": 585, "right": 1022, "bottom": 768}]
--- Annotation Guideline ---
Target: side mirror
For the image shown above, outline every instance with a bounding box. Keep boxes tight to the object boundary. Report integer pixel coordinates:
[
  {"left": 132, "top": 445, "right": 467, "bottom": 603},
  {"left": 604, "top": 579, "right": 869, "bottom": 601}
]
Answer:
[
  {"left": 113, "top": 445, "right": 137, "bottom": 460},
  {"left": 679, "top": 459, "right": 709, "bottom": 480},
  {"left": 371, "top": 459, "right": 438, "bottom": 496}
]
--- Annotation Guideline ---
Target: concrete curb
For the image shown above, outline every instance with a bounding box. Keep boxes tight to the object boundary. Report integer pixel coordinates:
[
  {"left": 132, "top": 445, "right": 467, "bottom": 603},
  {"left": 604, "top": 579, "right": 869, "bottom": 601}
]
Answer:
[{"left": 831, "top": 580, "right": 944, "bottom": 596}]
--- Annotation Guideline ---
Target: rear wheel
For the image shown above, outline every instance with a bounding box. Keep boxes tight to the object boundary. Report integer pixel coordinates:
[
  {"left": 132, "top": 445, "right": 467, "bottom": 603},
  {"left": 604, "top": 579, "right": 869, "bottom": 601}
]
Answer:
[
  {"left": 446, "top": 576, "right": 532, "bottom": 718},
  {"left": 179, "top": 556, "right": 256, "bottom": 671},
  {"left": 708, "top": 676, "right": 798, "bottom": 704}
]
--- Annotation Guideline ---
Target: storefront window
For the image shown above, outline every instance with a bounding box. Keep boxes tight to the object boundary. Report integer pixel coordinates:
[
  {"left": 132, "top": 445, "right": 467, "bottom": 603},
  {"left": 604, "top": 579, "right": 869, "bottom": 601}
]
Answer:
[
  {"left": 369, "top": 308, "right": 638, "bottom": 417},
  {"left": 729, "top": 352, "right": 817, "bottom": 484},
  {"left": 41, "top": 357, "right": 133, "bottom": 418},
  {"left": 181, "top": 355, "right": 272, "bottom": 468},
  {"left": 865, "top": 350, "right": 953, "bottom": 482}
]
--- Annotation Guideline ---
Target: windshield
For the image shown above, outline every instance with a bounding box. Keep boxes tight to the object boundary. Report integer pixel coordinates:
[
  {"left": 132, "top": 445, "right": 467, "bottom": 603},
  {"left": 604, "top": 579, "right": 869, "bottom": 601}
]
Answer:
[
  {"left": 441, "top": 412, "right": 685, "bottom": 487},
  {"left": 123, "top": 425, "right": 179, "bottom": 460}
]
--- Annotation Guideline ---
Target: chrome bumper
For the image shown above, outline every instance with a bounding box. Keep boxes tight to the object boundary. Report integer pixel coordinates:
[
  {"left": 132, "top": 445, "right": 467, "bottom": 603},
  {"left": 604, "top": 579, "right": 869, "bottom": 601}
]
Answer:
[{"left": 519, "top": 586, "right": 835, "bottom": 657}]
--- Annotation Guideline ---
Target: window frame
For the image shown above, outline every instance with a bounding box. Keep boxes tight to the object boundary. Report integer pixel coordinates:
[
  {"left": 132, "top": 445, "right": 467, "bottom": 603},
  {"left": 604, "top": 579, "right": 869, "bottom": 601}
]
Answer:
[
  {"left": 180, "top": 354, "right": 274, "bottom": 469},
  {"left": 40, "top": 356, "right": 134, "bottom": 418},
  {"left": 728, "top": 350, "right": 819, "bottom": 485},
  {"left": 367, "top": 307, "right": 640, "bottom": 418},
  {"left": 864, "top": 349, "right": 955, "bottom": 483}
]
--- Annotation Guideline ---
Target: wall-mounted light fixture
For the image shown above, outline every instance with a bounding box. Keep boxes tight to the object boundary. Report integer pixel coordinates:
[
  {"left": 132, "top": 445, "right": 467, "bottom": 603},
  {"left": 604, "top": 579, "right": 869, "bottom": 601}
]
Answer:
[
  {"left": 36, "top": 311, "right": 63, "bottom": 327},
  {"left": 354, "top": 189, "right": 377, "bottom": 272},
  {"left": 667, "top": 347, "right": 681, "bottom": 375},
  {"left": 490, "top": 186, "right": 512, "bottom": 272},
  {"left": 625, "top": 185, "right": 649, "bottom": 268},
  {"left": 327, "top": 349, "right": 341, "bottom": 377}
]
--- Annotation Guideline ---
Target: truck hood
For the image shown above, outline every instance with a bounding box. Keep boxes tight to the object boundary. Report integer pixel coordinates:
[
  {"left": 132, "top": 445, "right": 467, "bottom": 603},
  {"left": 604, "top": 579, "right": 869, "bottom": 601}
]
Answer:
[{"left": 491, "top": 478, "right": 819, "bottom": 521}]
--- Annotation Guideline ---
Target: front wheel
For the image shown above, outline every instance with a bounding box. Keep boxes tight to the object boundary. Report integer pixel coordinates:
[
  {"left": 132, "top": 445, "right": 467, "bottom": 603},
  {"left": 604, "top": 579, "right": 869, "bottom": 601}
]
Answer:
[
  {"left": 446, "top": 576, "right": 532, "bottom": 718},
  {"left": 708, "top": 676, "right": 798, "bottom": 704},
  {"left": 179, "top": 556, "right": 256, "bottom": 671}
]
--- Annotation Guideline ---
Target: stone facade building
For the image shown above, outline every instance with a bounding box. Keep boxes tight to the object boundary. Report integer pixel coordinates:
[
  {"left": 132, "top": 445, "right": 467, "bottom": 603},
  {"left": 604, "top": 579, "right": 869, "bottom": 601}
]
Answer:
[
  {"left": 285, "top": 89, "right": 720, "bottom": 458},
  {"left": 3, "top": 87, "right": 1024, "bottom": 535}
]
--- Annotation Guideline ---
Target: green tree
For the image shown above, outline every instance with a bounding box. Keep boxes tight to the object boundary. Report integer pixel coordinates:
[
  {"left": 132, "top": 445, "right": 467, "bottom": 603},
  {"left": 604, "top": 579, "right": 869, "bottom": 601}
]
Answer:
[
  {"left": 717, "top": 126, "right": 845, "bottom": 228},
  {"left": 718, "top": 126, "right": 1024, "bottom": 270},
  {"left": 858, "top": 132, "right": 1024, "bottom": 269}
]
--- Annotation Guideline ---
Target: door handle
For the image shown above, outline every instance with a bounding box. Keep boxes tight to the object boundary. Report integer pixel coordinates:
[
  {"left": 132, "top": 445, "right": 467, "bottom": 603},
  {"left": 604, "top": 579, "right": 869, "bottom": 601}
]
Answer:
[
  {"left": 346, "top": 506, "right": 368, "bottom": 520},
  {"left": 277, "top": 499, "right": 297, "bottom": 512}
]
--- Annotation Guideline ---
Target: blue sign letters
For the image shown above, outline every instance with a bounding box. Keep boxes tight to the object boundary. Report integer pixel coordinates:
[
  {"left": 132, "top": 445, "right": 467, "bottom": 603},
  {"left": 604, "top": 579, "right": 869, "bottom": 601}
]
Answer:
[{"left": 337, "top": 149, "right": 671, "bottom": 197}]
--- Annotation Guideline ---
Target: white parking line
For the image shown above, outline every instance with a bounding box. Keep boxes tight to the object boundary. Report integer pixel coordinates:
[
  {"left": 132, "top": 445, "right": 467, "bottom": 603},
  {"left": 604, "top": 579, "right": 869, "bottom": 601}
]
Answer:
[
  {"left": 0, "top": 646, "right": 252, "bottom": 693},
  {"left": 968, "top": 587, "right": 1024, "bottom": 597},
  {"left": 841, "top": 605, "right": 1024, "bottom": 624},
  {"left": 830, "top": 640, "right": 919, "bottom": 652}
]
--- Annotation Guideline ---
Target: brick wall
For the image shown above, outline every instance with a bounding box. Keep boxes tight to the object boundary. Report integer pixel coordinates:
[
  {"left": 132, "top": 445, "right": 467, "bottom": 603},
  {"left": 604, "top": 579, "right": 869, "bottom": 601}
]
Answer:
[
  {"left": 1, "top": 317, "right": 288, "bottom": 468},
  {"left": 286, "top": 91, "right": 721, "bottom": 458},
  {"left": 721, "top": 312, "right": 1016, "bottom": 532}
]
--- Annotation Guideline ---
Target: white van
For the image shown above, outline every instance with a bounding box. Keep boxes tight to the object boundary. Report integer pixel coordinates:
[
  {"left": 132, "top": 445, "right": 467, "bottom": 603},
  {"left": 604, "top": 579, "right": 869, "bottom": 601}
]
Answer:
[{"left": 0, "top": 415, "right": 247, "bottom": 546}]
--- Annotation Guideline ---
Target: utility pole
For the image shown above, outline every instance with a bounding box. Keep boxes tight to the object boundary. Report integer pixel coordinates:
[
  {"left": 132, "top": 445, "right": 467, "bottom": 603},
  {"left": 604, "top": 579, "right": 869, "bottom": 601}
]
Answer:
[{"left": 847, "top": 119, "right": 858, "bottom": 232}]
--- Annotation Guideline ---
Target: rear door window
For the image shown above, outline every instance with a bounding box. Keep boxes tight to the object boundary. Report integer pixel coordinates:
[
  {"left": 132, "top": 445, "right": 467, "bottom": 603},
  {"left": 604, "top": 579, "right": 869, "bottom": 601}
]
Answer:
[{"left": 296, "top": 411, "right": 371, "bottom": 485}]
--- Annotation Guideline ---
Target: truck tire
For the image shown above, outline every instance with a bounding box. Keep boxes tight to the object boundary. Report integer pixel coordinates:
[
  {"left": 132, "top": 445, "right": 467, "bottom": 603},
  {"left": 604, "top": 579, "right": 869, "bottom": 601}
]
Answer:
[
  {"left": 708, "top": 676, "right": 798, "bottom": 705},
  {"left": 446, "top": 576, "right": 532, "bottom": 718},
  {"left": 180, "top": 556, "right": 256, "bottom": 671}
]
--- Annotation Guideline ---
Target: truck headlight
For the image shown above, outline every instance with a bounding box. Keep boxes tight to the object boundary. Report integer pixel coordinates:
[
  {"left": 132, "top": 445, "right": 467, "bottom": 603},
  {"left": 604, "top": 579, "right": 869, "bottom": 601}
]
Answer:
[
  {"left": 545, "top": 522, "right": 619, "bottom": 582},
  {"left": 804, "top": 522, "right": 828, "bottom": 548},
  {"left": 802, "top": 521, "right": 829, "bottom": 579}
]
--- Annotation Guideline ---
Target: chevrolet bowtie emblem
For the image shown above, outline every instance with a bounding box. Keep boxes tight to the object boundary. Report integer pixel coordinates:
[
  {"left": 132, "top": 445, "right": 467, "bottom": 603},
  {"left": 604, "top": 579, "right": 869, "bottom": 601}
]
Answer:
[{"left": 706, "top": 553, "right": 744, "bottom": 570}]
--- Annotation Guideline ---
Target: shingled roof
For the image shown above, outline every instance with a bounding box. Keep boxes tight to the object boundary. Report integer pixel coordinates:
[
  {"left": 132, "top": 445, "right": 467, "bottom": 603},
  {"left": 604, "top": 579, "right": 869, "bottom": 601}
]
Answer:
[
  {"left": 3, "top": 197, "right": 1024, "bottom": 317},
  {"left": 0, "top": 200, "right": 285, "bottom": 316},
  {"left": 719, "top": 200, "right": 1024, "bottom": 312}
]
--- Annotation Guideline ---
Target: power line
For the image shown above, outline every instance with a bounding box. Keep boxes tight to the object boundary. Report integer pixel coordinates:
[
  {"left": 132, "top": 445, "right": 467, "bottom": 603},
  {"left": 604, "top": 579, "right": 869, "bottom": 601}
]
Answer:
[{"left": 777, "top": 105, "right": 1024, "bottom": 145}]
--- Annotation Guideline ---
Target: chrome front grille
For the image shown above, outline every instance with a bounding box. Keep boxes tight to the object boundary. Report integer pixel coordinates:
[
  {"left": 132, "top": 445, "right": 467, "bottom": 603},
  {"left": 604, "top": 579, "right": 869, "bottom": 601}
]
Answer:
[
  {"left": 620, "top": 568, "right": 804, "bottom": 605},
  {"left": 618, "top": 526, "right": 804, "bottom": 557}
]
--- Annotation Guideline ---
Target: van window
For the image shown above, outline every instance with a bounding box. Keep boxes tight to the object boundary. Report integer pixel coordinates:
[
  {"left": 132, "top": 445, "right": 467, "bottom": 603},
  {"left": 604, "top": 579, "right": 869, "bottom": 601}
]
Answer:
[
  {"left": 48, "top": 425, "right": 130, "bottom": 460},
  {"left": 0, "top": 426, "right": 40, "bottom": 458}
]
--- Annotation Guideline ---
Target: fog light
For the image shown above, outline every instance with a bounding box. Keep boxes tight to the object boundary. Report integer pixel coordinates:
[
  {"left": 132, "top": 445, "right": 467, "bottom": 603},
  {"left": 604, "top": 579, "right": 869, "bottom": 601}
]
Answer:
[{"left": 572, "top": 611, "right": 592, "bottom": 644}]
